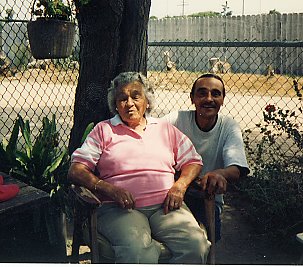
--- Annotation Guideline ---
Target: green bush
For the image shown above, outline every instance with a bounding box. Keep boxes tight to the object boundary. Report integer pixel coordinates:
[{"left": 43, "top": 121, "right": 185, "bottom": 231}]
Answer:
[
  {"left": 0, "top": 114, "right": 70, "bottom": 213},
  {"left": 0, "top": 115, "right": 96, "bottom": 214},
  {"left": 239, "top": 80, "right": 303, "bottom": 238},
  {"left": 239, "top": 165, "right": 303, "bottom": 236}
]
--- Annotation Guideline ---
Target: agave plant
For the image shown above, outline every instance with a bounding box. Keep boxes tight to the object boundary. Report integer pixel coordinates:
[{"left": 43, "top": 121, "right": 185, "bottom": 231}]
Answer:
[
  {"left": 0, "top": 115, "right": 73, "bottom": 250},
  {"left": 6, "top": 115, "right": 70, "bottom": 210},
  {"left": 0, "top": 118, "right": 21, "bottom": 174},
  {"left": 80, "top": 121, "right": 94, "bottom": 145},
  {"left": 0, "top": 114, "right": 71, "bottom": 216},
  {"left": 0, "top": 115, "right": 96, "bottom": 214}
]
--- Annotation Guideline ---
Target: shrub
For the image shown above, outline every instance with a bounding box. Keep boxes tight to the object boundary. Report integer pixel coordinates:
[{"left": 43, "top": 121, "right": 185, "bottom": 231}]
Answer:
[
  {"left": 0, "top": 114, "right": 70, "bottom": 213},
  {"left": 239, "top": 79, "right": 303, "bottom": 238}
]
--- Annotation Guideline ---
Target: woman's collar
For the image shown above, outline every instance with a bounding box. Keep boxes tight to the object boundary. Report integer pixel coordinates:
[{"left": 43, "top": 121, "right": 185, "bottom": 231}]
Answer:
[{"left": 110, "top": 114, "right": 158, "bottom": 126}]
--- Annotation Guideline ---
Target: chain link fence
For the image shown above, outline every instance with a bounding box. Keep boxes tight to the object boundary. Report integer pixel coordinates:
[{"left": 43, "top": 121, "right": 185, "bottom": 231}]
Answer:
[
  {"left": 147, "top": 41, "right": 303, "bottom": 169},
  {"left": 1, "top": 1, "right": 302, "bottom": 169},
  {"left": 0, "top": 0, "right": 79, "bottom": 147}
]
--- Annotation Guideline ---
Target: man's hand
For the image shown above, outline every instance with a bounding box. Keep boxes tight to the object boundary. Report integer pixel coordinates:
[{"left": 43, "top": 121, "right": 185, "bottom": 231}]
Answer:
[
  {"left": 163, "top": 182, "right": 187, "bottom": 214},
  {"left": 198, "top": 172, "right": 227, "bottom": 195},
  {"left": 197, "top": 166, "right": 241, "bottom": 195}
]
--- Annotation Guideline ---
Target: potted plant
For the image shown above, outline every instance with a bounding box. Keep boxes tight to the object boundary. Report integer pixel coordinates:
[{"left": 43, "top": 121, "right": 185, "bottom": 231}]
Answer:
[{"left": 27, "top": 0, "right": 76, "bottom": 59}]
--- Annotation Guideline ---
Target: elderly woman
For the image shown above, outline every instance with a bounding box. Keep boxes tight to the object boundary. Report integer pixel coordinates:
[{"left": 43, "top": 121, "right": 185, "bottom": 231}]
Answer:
[{"left": 68, "top": 72, "right": 210, "bottom": 264}]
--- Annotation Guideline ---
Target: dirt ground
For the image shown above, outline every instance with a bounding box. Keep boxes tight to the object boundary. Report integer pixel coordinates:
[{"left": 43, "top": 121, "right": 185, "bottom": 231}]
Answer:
[
  {"left": 215, "top": 188, "right": 300, "bottom": 265},
  {"left": 2, "top": 68, "right": 302, "bottom": 97}
]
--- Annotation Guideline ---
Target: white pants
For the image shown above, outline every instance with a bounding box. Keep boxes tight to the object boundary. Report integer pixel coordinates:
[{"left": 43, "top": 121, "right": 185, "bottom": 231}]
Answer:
[{"left": 97, "top": 202, "right": 211, "bottom": 264}]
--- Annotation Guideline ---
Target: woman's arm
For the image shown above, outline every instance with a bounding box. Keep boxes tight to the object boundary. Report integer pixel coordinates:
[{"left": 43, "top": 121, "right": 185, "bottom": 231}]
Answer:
[
  {"left": 68, "top": 162, "right": 135, "bottom": 209},
  {"left": 68, "top": 162, "right": 103, "bottom": 192}
]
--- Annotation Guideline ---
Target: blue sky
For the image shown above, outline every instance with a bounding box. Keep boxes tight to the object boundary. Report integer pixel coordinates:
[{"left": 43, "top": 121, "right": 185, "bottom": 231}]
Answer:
[{"left": 150, "top": 0, "right": 303, "bottom": 18}]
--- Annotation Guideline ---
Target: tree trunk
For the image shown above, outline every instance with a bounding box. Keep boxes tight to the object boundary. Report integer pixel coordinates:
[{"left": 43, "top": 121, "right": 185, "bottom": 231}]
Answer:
[{"left": 68, "top": 0, "right": 151, "bottom": 154}]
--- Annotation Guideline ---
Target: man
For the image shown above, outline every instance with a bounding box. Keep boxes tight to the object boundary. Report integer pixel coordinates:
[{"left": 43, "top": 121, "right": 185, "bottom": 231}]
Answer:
[{"left": 164, "top": 73, "right": 250, "bottom": 241}]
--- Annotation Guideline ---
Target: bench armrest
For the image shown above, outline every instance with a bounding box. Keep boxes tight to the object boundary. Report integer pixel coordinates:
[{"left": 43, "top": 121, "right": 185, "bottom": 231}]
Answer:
[{"left": 70, "top": 184, "right": 102, "bottom": 206}]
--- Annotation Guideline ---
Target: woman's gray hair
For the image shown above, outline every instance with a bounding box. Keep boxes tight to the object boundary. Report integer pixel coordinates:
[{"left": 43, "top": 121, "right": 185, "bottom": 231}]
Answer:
[{"left": 107, "top": 72, "right": 156, "bottom": 115}]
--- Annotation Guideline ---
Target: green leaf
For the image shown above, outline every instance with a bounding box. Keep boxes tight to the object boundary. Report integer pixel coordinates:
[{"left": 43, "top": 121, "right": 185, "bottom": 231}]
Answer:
[
  {"left": 2, "top": 138, "right": 8, "bottom": 150},
  {"left": 0, "top": 144, "right": 11, "bottom": 172},
  {"left": 18, "top": 115, "right": 32, "bottom": 157},
  {"left": 15, "top": 150, "right": 30, "bottom": 165},
  {"left": 6, "top": 118, "right": 20, "bottom": 159},
  {"left": 81, "top": 122, "right": 94, "bottom": 144},
  {"left": 51, "top": 114, "right": 56, "bottom": 134},
  {"left": 43, "top": 149, "right": 67, "bottom": 177}
]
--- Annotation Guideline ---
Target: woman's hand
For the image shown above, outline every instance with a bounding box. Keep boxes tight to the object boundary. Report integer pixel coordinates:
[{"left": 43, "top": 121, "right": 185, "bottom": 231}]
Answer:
[
  {"left": 109, "top": 186, "right": 135, "bottom": 209},
  {"left": 163, "top": 182, "right": 187, "bottom": 214}
]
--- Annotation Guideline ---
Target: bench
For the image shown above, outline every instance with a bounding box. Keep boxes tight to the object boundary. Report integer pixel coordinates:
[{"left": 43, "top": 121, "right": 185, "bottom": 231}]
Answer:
[
  {"left": 0, "top": 172, "right": 54, "bottom": 261},
  {"left": 0, "top": 173, "right": 50, "bottom": 224}
]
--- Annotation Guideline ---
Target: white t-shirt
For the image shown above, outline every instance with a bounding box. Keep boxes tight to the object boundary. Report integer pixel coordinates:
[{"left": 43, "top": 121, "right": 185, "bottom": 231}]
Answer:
[{"left": 164, "top": 110, "right": 250, "bottom": 211}]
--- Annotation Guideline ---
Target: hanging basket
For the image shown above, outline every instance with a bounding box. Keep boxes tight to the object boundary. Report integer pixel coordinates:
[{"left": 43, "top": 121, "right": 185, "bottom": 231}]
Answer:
[{"left": 27, "top": 18, "right": 76, "bottom": 59}]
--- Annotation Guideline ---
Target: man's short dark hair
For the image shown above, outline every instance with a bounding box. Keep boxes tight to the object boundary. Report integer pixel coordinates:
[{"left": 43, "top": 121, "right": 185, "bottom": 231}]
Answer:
[{"left": 190, "top": 73, "right": 226, "bottom": 98}]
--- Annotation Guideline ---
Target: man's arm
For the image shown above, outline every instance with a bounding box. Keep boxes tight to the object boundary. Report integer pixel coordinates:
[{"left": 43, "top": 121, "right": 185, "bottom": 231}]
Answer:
[{"left": 199, "top": 118, "right": 250, "bottom": 195}]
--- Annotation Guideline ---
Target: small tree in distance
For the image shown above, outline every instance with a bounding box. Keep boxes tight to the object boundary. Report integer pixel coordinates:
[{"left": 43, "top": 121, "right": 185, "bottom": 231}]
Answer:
[
  {"left": 188, "top": 11, "right": 221, "bottom": 18},
  {"left": 269, "top": 9, "right": 281, "bottom": 15}
]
